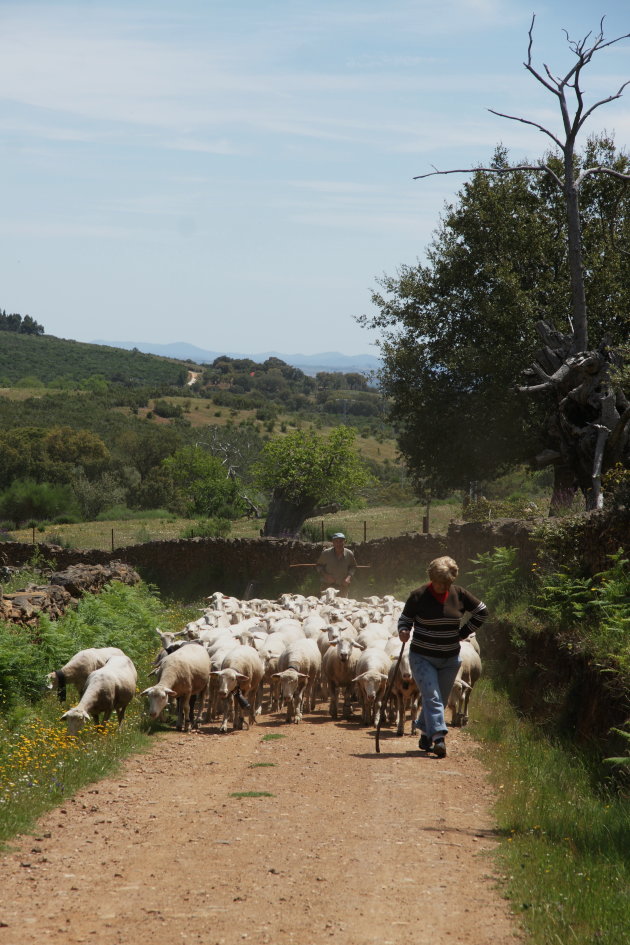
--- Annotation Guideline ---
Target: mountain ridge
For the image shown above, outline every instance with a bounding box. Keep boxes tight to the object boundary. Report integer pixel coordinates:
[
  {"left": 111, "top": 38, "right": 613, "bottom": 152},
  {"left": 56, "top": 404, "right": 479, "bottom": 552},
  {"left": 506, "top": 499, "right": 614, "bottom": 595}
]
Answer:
[{"left": 91, "top": 340, "right": 380, "bottom": 375}]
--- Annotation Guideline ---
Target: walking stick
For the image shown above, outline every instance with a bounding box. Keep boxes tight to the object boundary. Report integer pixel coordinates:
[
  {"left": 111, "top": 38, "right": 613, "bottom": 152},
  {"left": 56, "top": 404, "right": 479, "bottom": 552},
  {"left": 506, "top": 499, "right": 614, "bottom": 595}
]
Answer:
[{"left": 375, "top": 640, "right": 406, "bottom": 754}]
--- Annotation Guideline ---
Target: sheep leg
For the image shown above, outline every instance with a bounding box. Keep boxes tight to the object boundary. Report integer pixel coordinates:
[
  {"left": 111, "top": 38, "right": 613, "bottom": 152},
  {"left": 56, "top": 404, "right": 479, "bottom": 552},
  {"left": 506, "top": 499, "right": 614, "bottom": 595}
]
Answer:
[
  {"left": 189, "top": 693, "right": 198, "bottom": 730},
  {"left": 343, "top": 685, "right": 353, "bottom": 719},
  {"left": 329, "top": 681, "right": 338, "bottom": 719},
  {"left": 396, "top": 691, "right": 405, "bottom": 736}
]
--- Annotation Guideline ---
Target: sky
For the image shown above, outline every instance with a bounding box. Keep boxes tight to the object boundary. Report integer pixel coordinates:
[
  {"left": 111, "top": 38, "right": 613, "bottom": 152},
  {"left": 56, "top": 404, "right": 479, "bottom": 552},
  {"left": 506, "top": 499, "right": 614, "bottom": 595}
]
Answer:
[{"left": 1, "top": 1, "right": 629, "bottom": 357}]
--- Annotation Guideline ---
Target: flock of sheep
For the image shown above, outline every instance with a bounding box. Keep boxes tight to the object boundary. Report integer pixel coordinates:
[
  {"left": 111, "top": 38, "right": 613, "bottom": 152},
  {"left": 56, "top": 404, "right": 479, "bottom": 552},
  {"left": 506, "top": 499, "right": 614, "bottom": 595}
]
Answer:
[{"left": 46, "top": 588, "right": 483, "bottom": 739}]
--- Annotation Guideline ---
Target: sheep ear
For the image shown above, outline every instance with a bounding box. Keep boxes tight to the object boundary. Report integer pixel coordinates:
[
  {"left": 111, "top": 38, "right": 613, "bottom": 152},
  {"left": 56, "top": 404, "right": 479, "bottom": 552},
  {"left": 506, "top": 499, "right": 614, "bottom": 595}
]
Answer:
[
  {"left": 164, "top": 688, "right": 177, "bottom": 696},
  {"left": 235, "top": 673, "right": 249, "bottom": 680},
  {"left": 352, "top": 641, "right": 365, "bottom": 649},
  {"left": 140, "top": 688, "right": 152, "bottom": 696},
  {"left": 297, "top": 672, "right": 309, "bottom": 678},
  {"left": 60, "top": 711, "right": 68, "bottom": 719},
  {"left": 380, "top": 673, "right": 389, "bottom": 681}
]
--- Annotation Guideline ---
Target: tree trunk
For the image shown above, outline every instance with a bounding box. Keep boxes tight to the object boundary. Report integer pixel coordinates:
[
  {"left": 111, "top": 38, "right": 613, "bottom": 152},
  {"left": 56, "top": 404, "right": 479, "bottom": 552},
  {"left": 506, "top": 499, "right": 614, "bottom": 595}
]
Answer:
[
  {"left": 564, "top": 149, "right": 588, "bottom": 351},
  {"left": 262, "top": 492, "right": 317, "bottom": 538}
]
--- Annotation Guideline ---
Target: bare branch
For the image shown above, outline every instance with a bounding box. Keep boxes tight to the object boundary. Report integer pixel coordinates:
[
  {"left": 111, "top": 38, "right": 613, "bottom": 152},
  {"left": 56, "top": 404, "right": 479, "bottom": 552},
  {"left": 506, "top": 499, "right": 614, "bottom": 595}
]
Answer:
[
  {"left": 413, "top": 162, "right": 564, "bottom": 189},
  {"left": 576, "top": 81, "right": 630, "bottom": 131},
  {"left": 576, "top": 165, "right": 630, "bottom": 187},
  {"left": 487, "top": 108, "right": 565, "bottom": 150}
]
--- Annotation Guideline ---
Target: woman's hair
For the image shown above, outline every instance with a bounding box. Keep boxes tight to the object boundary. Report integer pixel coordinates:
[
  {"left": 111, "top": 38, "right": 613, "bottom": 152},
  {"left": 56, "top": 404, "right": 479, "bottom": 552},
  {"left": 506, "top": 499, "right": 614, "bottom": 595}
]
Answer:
[{"left": 427, "top": 556, "right": 459, "bottom": 584}]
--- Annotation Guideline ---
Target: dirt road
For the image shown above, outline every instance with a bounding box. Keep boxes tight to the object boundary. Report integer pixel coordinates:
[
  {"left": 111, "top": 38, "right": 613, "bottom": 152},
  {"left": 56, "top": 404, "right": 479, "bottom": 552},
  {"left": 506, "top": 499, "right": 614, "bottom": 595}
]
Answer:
[{"left": 0, "top": 712, "right": 521, "bottom": 945}]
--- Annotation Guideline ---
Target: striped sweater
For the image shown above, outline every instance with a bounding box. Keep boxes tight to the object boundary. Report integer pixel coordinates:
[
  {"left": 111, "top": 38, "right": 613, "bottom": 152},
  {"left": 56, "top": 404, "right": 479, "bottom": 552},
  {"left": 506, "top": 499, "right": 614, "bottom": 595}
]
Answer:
[{"left": 397, "top": 583, "right": 488, "bottom": 659}]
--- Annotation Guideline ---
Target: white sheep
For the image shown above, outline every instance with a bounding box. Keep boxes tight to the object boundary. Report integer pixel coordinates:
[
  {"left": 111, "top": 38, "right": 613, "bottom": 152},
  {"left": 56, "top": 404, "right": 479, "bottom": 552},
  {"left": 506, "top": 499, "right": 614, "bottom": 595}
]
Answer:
[
  {"left": 351, "top": 647, "right": 391, "bottom": 726},
  {"left": 46, "top": 647, "right": 125, "bottom": 702},
  {"left": 273, "top": 638, "right": 321, "bottom": 723},
  {"left": 322, "top": 635, "right": 363, "bottom": 720},
  {"left": 448, "top": 639, "right": 482, "bottom": 726},
  {"left": 141, "top": 643, "right": 211, "bottom": 732},
  {"left": 259, "top": 632, "right": 288, "bottom": 713},
  {"left": 385, "top": 644, "right": 419, "bottom": 735},
  {"left": 212, "top": 645, "right": 264, "bottom": 732},
  {"left": 61, "top": 653, "right": 137, "bottom": 735}
]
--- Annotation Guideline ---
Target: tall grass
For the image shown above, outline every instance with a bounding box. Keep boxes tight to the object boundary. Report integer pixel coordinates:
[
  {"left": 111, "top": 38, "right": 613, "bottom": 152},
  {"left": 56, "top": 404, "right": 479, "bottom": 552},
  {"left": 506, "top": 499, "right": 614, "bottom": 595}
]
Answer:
[{"left": 474, "top": 679, "right": 630, "bottom": 945}]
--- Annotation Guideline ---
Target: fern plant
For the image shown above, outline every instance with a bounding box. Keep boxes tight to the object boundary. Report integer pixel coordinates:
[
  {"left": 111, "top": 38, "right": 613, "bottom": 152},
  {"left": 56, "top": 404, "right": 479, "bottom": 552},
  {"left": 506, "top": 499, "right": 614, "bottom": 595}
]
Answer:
[{"left": 468, "top": 546, "right": 522, "bottom": 608}]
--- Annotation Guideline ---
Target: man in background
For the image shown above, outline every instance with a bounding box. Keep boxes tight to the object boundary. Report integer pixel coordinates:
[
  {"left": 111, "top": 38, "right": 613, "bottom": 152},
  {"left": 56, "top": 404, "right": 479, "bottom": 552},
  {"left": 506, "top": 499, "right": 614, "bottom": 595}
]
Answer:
[{"left": 316, "top": 532, "right": 357, "bottom": 596}]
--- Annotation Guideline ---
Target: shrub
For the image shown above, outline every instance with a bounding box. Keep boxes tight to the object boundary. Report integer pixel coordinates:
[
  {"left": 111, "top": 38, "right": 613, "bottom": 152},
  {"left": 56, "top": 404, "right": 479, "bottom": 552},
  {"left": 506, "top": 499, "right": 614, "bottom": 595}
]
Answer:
[
  {"left": 180, "top": 518, "right": 232, "bottom": 539},
  {"left": 468, "top": 547, "right": 523, "bottom": 609}
]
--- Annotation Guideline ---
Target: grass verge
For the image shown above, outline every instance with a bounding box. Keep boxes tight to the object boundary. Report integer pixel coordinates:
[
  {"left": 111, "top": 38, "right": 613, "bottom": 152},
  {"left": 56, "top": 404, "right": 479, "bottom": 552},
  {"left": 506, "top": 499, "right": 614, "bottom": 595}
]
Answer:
[
  {"left": 0, "top": 698, "right": 152, "bottom": 848},
  {"left": 473, "top": 678, "right": 629, "bottom": 945}
]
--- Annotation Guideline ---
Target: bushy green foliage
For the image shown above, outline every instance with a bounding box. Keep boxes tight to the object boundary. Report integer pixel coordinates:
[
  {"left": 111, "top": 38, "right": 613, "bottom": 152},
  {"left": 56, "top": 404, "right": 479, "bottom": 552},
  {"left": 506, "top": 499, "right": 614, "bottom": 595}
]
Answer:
[
  {"left": 602, "top": 463, "right": 630, "bottom": 509},
  {"left": 0, "top": 309, "right": 44, "bottom": 335},
  {"left": 363, "top": 138, "right": 630, "bottom": 493},
  {"left": 0, "top": 480, "right": 79, "bottom": 527},
  {"left": 180, "top": 517, "right": 232, "bottom": 538},
  {"left": 532, "top": 550, "right": 630, "bottom": 672},
  {"left": 468, "top": 546, "right": 523, "bottom": 608},
  {"left": 162, "top": 447, "right": 245, "bottom": 519}
]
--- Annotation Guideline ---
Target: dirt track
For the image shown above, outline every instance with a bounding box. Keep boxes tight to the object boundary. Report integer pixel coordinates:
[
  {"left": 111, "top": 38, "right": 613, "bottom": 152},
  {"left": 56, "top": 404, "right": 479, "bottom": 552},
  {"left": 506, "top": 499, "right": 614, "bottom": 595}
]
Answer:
[{"left": 0, "top": 712, "right": 522, "bottom": 945}]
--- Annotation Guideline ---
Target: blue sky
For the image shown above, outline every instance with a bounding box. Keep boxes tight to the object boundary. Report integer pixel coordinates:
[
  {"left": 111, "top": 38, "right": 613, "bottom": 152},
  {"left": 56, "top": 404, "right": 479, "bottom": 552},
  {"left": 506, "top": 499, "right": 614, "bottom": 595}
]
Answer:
[{"left": 1, "top": 1, "right": 629, "bottom": 356}]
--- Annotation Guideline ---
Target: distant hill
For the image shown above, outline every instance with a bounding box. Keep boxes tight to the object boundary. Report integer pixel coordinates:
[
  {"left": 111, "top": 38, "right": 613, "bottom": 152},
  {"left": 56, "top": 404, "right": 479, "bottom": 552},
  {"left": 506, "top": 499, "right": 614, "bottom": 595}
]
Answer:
[
  {"left": 0, "top": 333, "right": 198, "bottom": 388},
  {"left": 91, "top": 340, "right": 381, "bottom": 376}
]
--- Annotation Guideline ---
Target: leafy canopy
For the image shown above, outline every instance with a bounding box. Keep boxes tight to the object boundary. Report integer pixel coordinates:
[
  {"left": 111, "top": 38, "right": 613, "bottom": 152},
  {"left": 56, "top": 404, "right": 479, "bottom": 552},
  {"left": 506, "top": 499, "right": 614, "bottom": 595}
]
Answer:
[
  {"left": 362, "top": 139, "right": 630, "bottom": 493},
  {"left": 253, "top": 427, "right": 372, "bottom": 506}
]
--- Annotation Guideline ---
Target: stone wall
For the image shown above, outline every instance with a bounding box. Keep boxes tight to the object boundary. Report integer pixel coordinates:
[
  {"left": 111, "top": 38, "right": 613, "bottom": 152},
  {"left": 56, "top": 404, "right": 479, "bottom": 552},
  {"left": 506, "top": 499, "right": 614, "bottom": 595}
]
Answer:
[
  {"left": 0, "top": 518, "right": 539, "bottom": 600},
  {"left": 0, "top": 510, "right": 625, "bottom": 600}
]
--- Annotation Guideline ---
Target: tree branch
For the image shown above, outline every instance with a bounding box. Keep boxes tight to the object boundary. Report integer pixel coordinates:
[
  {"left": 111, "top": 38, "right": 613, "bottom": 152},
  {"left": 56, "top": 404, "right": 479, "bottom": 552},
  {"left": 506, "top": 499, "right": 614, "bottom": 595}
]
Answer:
[
  {"left": 576, "top": 165, "right": 630, "bottom": 187},
  {"left": 413, "top": 162, "right": 564, "bottom": 189},
  {"left": 575, "top": 81, "right": 630, "bottom": 132},
  {"left": 487, "top": 108, "right": 565, "bottom": 150}
]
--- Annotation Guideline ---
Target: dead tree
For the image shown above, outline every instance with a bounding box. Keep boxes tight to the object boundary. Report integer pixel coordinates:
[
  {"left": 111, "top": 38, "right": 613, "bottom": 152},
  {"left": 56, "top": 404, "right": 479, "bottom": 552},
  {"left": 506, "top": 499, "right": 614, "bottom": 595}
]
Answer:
[
  {"left": 518, "top": 321, "right": 630, "bottom": 510},
  {"left": 414, "top": 15, "right": 630, "bottom": 511}
]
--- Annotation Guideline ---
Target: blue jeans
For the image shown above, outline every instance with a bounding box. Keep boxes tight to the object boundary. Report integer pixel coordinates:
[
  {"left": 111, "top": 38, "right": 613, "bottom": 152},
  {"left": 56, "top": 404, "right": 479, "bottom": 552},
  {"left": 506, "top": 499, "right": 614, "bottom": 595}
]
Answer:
[{"left": 409, "top": 650, "right": 462, "bottom": 741}]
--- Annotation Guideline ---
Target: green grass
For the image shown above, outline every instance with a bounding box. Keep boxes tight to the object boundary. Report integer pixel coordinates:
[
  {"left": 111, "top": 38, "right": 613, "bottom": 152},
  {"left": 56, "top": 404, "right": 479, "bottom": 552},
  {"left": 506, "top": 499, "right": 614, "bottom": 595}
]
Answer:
[
  {"left": 249, "top": 762, "right": 277, "bottom": 768},
  {"left": 473, "top": 678, "right": 630, "bottom": 945},
  {"left": 261, "top": 733, "right": 286, "bottom": 742},
  {"left": 0, "top": 699, "right": 152, "bottom": 847},
  {"left": 229, "top": 791, "right": 275, "bottom": 798},
  {"left": 6, "top": 500, "right": 462, "bottom": 549}
]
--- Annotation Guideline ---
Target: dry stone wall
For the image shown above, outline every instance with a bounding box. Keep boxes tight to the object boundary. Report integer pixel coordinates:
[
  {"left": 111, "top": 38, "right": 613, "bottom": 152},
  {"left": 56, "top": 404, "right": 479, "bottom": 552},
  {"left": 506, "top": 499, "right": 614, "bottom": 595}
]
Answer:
[
  {"left": 0, "top": 511, "right": 625, "bottom": 601},
  {"left": 0, "top": 519, "right": 540, "bottom": 600}
]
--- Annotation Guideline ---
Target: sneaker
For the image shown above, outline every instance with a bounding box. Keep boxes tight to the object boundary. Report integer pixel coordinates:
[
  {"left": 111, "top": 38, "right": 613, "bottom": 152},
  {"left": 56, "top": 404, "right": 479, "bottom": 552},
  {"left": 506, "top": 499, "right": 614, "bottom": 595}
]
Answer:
[
  {"left": 433, "top": 738, "right": 446, "bottom": 758},
  {"left": 419, "top": 733, "right": 432, "bottom": 751}
]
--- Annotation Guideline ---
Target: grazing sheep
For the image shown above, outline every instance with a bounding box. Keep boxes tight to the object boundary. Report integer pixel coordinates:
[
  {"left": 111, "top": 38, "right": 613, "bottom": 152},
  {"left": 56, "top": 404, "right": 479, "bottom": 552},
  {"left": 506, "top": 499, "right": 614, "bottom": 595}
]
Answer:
[
  {"left": 447, "top": 639, "right": 482, "bottom": 727},
  {"left": 141, "top": 644, "right": 211, "bottom": 732},
  {"left": 351, "top": 647, "right": 391, "bottom": 726},
  {"left": 61, "top": 653, "right": 137, "bottom": 735},
  {"left": 273, "top": 638, "right": 321, "bottom": 723},
  {"left": 213, "top": 645, "right": 264, "bottom": 732},
  {"left": 46, "top": 647, "right": 125, "bottom": 702}
]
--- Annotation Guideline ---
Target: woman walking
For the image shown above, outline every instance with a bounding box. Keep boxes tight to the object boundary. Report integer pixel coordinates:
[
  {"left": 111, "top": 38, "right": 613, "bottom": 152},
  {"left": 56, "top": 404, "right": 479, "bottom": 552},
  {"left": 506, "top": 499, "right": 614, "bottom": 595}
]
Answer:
[{"left": 397, "top": 556, "right": 487, "bottom": 758}]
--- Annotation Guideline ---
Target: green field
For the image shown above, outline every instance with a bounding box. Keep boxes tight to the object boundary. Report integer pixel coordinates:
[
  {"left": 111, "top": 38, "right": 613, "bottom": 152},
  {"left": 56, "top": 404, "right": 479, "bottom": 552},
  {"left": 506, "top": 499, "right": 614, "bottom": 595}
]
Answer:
[{"left": 7, "top": 501, "right": 461, "bottom": 551}]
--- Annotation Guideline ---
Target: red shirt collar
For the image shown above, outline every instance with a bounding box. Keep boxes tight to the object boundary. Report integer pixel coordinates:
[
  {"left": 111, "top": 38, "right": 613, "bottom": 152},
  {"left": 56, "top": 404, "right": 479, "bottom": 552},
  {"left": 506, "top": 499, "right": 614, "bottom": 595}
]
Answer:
[{"left": 428, "top": 583, "right": 449, "bottom": 603}]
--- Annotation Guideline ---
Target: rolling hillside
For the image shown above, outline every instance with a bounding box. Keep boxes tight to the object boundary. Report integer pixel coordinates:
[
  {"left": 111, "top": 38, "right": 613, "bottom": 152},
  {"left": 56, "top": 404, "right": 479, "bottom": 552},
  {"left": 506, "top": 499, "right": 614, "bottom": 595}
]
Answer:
[{"left": 0, "top": 332, "right": 199, "bottom": 388}]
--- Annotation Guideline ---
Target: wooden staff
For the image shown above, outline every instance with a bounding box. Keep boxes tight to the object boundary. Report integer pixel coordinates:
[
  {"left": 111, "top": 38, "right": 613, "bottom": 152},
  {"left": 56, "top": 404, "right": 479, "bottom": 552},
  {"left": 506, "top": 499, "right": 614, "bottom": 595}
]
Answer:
[
  {"left": 288, "top": 563, "right": 372, "bottom": 568},
  {"left": 375, "top": 641, "right": 406, "bottom": 754}
]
